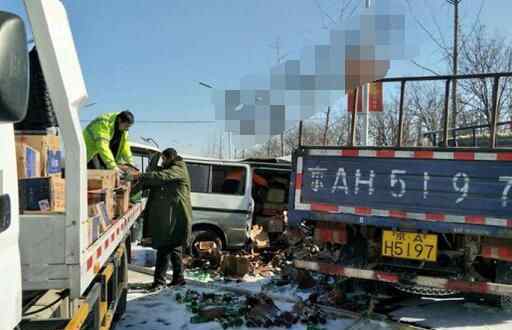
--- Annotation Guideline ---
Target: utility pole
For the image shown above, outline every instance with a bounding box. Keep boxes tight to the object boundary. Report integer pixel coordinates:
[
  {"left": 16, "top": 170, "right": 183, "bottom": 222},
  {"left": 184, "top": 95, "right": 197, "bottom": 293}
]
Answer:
[
  {"left": 322, "top": 106, "right": 331, "bottom": 146},
  {"left": 448, "top": 0, "right": 462, "bottom": 131},
  {"left": 280, "top": 132, "right": 284, "bottom": 156},
  {"left": 361, "top": 0, "right": 372, "bottom": 146},
  {"left": 269, "top": 37, "right": 285, "bottom": 157}
]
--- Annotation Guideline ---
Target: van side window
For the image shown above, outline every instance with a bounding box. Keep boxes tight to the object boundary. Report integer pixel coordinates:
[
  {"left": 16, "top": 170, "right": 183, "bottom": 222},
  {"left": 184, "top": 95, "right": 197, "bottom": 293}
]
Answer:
[
  {"left": 212, "top": 165, "right": 246, "bottom": 195},
  {"left": 187, "top": 163, "right": 210, "bottom": 193}
]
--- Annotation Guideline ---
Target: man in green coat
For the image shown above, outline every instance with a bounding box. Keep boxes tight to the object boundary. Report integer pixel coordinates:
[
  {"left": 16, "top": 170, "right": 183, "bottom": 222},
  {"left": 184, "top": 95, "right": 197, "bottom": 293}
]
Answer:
[
  {"left": 134, "top": 148, "right": 192, "bottom": 291},
  {"left": 83, "top": 111, "right": 134, "bottom": 171}
]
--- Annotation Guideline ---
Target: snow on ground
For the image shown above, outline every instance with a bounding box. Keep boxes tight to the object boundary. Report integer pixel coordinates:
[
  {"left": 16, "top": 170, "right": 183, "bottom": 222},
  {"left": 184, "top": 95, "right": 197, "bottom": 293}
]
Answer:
[
  {"left": 128, "top": 244, "right": 512, "bottom": 330},
  {"left": 116, "top": 286, "right": 355, "bottom": 330},
  {"left": 390, "top": 298, "right": 512, "bottom": 329}
]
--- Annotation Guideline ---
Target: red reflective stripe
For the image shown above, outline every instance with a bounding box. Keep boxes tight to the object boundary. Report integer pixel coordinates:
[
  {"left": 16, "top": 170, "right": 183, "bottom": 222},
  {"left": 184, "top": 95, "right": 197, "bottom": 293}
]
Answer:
[
  {"left": 111, "top": 233, "right": 115, "bottom": 243},
  {"left": 389, "top": 210, "right": 407, "bottom": 219},
  {"left": 311, "top": 203, "right": 338, "bottom": 213},
  {"left": 498, "top": 247, "right": 512, "bottom": 261},
  {"left": 465, "top": 215, "right": 485, "bottom": 225},
  {"left": 414, "top": 151, "right": 434, "bottom": 159},
  {"left": 445, "top": 280, "right": 489, "bottom": 294},
  {"left": 426, "top": 213, "right": 446, "bottom": 221},
  {"left": 497, "top": 152, "right": 512, "bottom": 161},
  {"left": 105, "top": 239, "right": 109, "bottom": 249},
  {"left": 342, "top": 149, "right": 359, "bottom": 157},
  {"left": 96, "top": 246, "right": 102, "bottom": 258},
  {"left": 87, "top": 256, "right": 93, "bottom": 271},
  {"left": 295, "top": 173, "right": 303, "bottom": 189},
  {"left": 375, "top": 272, "right": 399, "bottom": 283},
  {"left": 508, "top": 220, "right": 512, "bottom": 228},
  {"left": 319, "top": 263, "right": 346, "bottom": 276},
  {"left": 376, "top": 150, "right": 395, "bottom": 158},
  {"left": 454, "top": 152, "right": 474, "bottom": 160},
  {"left": 317, "top": 227, "right": 333, "bottom": 242},
  {"left": 355, "top": 207, "right": 371, "bottom": 215}
]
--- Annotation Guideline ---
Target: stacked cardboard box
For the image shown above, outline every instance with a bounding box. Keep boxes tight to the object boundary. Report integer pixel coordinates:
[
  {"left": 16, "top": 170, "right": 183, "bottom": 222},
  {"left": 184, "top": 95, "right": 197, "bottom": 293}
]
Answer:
[
  {"left": 16, "top": 132, "right": 65, "bottom": 213},
  {"left": 16, "top": 143, "right": 41, "bottom": 179},
  {"left": 87, "top": 169, "right": 116, "bottom": 220},
  {"left": 19, "top": 176, "right": 65, "bottom": 213},
  {"left": 15, "top": 133, "right": 62, "bottom": 177}
]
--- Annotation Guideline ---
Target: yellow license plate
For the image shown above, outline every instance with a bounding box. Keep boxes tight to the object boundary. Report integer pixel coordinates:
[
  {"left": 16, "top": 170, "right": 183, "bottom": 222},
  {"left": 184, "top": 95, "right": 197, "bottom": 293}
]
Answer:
[{"left": 382, "top": 230, "right": 438, "bottom": 262}]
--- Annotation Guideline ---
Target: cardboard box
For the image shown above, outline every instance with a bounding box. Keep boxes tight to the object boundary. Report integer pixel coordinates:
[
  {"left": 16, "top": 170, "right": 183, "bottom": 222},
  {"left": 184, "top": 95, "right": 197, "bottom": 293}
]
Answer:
[
  {"left": 19, "top": 176, "right": 65, "bottom": 212},
  {"left": 15, "top": 143, "right": 41, "bottom": 178},
  {"left": 15, "top": 134, "right": 61, "bottom": 176},
  {"left": 88, "top": 169, "right": 117, "bottom": 190},
  {"left": 221, "top": 255, "right": 250, "bottom": 278},
  {"left": 88, "top": 189, "right": 114, "bottom": 221}
]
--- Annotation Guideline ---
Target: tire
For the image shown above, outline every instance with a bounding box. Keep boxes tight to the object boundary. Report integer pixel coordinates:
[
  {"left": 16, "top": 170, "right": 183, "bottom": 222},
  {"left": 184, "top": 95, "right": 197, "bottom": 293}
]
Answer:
[
  {"left": 190, "top": 229, "right": 223, "bottom": 269},
  {"left": 191, "top": 230, "right": 223, "bottom": 255}
]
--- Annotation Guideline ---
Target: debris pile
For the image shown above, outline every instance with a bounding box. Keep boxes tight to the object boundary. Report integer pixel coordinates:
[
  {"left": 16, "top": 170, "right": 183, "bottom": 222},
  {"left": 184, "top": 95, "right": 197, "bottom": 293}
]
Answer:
[{"left": 176, "top": 290, "right": 331, "bottom": 329}]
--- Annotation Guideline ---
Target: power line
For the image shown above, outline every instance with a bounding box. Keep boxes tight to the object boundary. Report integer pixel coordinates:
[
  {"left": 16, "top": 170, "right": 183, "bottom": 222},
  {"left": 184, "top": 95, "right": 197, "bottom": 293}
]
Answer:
[{"left": 80, "top": 120, "right": 215, "bottom": 124}]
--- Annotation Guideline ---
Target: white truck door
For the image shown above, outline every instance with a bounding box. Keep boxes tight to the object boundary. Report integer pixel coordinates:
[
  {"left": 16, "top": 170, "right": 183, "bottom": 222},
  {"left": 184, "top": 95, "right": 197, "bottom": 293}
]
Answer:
[
  {"left": 0, "top": 11, "right": 29, "bottom": 329},
  {"left": 0, "top": 124, "right": 23, "bottom": 330}
]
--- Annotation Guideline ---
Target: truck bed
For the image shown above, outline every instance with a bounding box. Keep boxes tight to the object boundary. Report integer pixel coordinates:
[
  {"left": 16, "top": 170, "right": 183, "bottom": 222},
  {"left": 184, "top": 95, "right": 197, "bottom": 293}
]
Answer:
[{"left": 20, "top": 199, "right": 146, "bottom": 298}]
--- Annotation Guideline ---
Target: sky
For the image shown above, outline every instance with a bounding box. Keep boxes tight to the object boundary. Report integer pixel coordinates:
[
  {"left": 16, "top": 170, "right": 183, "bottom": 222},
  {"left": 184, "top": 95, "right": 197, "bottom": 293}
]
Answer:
[{"left": 2, "top": 0, "right": 512, "bottom": 156}]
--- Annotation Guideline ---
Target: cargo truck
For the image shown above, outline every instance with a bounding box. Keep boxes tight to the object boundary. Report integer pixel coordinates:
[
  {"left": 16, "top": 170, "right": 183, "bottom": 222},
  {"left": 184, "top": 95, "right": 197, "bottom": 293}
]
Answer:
[
  {"left": 0, "top": 1, "right": 146, "bottom": 329},
  {"left": 289, "top": 73, "right": 512, "bottom": 308}
]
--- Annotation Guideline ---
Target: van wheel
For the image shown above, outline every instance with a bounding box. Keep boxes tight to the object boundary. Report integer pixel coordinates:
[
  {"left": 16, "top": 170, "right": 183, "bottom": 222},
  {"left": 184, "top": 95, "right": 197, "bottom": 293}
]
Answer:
[{"left": 191, "top": 230, "right": 223, "bottom": 268}]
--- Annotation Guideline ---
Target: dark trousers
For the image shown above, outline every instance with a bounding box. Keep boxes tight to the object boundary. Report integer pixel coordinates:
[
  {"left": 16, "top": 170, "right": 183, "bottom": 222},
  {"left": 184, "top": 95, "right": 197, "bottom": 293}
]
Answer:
[
  {"left": 87, "top": 155, "right": 107, "bottom": 169},
  {"left": 154, "top": 245, "right": 183, "bottom": 285}
]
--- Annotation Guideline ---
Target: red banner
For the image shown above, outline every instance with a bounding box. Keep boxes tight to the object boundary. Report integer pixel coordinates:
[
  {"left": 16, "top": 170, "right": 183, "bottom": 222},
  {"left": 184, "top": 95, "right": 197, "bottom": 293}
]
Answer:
[
  {"left": 347, "top": 82, "right": 383, "bottom": 113},
  {"left": 369, "top": 81, "right": 383, "bottom": 112}
]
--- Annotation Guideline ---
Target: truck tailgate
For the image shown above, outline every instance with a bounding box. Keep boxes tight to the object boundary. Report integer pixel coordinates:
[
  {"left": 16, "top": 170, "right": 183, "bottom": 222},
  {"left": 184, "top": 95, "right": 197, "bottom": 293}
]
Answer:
[{"left": 291, "top": 148, "right": 512, "bottom": 234}]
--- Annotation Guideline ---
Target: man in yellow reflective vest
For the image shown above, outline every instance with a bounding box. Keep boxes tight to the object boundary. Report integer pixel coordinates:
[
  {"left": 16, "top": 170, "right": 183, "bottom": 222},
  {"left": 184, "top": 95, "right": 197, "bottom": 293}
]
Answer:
[{"left": 83, "top": 111, "right": 135, "bottom": 173}]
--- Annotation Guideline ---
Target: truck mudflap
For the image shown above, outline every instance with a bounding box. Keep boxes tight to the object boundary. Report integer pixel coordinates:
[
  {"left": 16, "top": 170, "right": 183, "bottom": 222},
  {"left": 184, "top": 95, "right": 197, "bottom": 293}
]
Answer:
[{"left": 294, "top": 259, "right": 512, "bottom": 297}]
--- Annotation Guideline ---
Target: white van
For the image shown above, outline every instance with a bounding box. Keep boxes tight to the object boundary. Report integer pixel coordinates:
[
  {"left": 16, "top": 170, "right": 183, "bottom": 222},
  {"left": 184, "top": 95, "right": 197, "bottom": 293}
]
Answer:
[
  {"left": 134, "top": 151, "right": 291, "bottom": 252},
  {"left": 183, "top": 156, "right": 254, "bottom": 250}
]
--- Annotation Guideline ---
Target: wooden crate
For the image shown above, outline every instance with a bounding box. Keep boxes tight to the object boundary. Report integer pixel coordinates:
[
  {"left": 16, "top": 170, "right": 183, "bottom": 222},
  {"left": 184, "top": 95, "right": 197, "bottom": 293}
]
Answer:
[
  {"left": 88, "top": 189, "right": 114, "bottom": 221},
  {"left": 87, "top": 169, "right": 117, "bottom": 190},
  {"left": 114, "top": 184, "right": 131, "bottom": 218}
]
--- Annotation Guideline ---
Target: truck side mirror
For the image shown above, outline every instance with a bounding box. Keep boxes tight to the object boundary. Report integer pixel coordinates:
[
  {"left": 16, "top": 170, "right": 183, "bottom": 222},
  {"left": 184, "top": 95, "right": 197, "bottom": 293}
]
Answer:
[{"left": 0, "top": 11, "right": 28, "bottom": 123}]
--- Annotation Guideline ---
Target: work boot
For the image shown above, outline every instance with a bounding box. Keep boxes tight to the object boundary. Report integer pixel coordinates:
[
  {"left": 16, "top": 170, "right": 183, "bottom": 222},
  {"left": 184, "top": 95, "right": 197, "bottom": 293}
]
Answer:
[{"left": 169, "top": 276, "right": 186, "bottom": 287}]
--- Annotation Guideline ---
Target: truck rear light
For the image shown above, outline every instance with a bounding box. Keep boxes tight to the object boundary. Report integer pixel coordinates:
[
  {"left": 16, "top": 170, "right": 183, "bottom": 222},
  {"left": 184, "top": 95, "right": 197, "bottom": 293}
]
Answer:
[
  {"left": 314, "top": 222, "right": 347, "bottom": 244},
  {"left": 481, "top": 238, "right": 512, "bottom": 262}
]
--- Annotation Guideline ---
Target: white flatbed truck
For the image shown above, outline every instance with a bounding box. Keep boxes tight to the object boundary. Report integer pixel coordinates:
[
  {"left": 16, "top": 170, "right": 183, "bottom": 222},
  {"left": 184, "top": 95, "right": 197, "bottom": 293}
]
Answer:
[{"left": 0, "top": 1, "right": 146, "bottom": 329}]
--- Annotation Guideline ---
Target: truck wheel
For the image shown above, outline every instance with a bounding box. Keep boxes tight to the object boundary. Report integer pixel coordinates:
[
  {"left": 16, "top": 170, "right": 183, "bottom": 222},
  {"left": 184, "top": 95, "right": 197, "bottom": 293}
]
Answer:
[{"left": 496, "top": 261, "right": 512, "bottom": 311}]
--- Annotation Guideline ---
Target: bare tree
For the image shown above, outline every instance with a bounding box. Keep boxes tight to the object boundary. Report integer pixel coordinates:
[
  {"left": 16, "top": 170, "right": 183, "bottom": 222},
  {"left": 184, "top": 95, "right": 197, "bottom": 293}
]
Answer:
[{"left": 458, "top": 24, "right": 512, "bottom": 126}]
